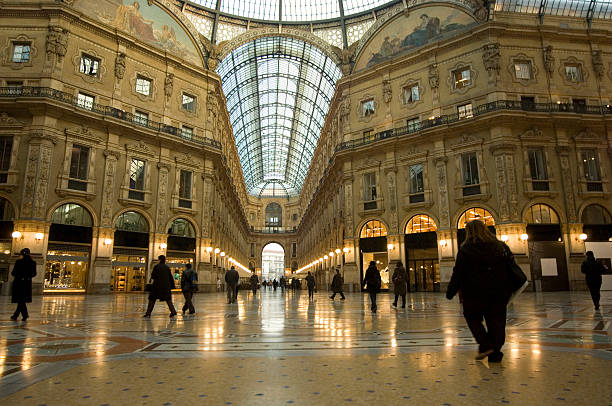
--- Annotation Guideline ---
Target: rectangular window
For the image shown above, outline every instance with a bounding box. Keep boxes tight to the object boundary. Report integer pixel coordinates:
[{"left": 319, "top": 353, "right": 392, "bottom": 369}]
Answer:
[
  {"left": 0, "top": 137, "right": 12, "bottom": 184},
  {"left": 409, "top": 164, "right": 425, "bottom": 203},
  {"left": 68, "top": 144, "right": 89, "bottom": 191},
  {"left": 403, "top": 84, "right": 419, "bottom": 104},
  {"left": 528, "top": 149, "right": 549, "bottom": 191},
  {"left": 134, "top": 110, "right": 149, "bottom": 126},
  {"left": 292, "top": 213, "right": 298, "bottom": 221},
  {"left": 179, "top": 170, "right": 193, "bottom": 209},
  {"left": 457, "top": 103, "right": 473, "bottom": 119},
  {"left": 453, "top": 67, "right": 471, "bottom": 89},
  {"left": 181, "top": 126, "right": 194, "bottom": 139},
  {"left": 79, "top": 54, "right": 100, "bottom": 77},
  {"left": 407, "top": 117, "right": 419, "bottom": 132},
  {"left": 363, "top": 172, "right": 377, "bottom": 210},
  {"left": 362, "top": 99, "right": 375, "bottom": 117},
  {"left": 462, "top": 152, "right": 480, "bottom": 196},
  {"left": 128, "top": 158, "right": 145, "bottom": 201},
  {"left": 12, "top": 43, "right": 30, "bottom": 63},
  {"left": 564, "top": 64, "right": 582, "bottom": 82},
  {"left": 182, "top": 93, "right": 196, "bottom": 112},
  {"left": 363, "top": 129, "right": 373, "bottom": 139},
  {"left": 77, "top": 92, "right": 95, "bottom": 110},
  {"left": 521, "top": 96, "right": 536, "bottom": 111},
  {"left": 135, "top": 76, "right": 152, "bottom": 96},
  {"left": 514, "top": 61, "right": 532, "bottom": 80},
  {"left": 582, "top": 150, "right": 602, "bottom": 191}
]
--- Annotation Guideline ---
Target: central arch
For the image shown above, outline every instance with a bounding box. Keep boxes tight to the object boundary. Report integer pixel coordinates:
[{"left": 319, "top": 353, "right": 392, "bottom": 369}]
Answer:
[{"left": 261, "top": 242, "right": 285, "bottom": 283}]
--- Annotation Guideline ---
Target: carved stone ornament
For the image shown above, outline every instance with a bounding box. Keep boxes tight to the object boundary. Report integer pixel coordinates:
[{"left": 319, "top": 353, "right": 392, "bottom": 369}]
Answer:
[
  {"left": 382, "top": 79, "right": 392, "bottom": 104},
  {"left": 330, "top": 43, "right": 358, "bottom": 76},
  {"left": 339, "top": 96, "right": 350, "bottom": 124},
  {"left": 126, "top": 140, "right": 154, "bottom": 157},
  {"left": 207, "top": 91, "right": 219, "bottom": 123},
  {"left": 0, "top": 112, "right": 23, "bottom": 127},
  {"left": 543, "top": 45, "right": 554, "bottom": 75},
  {"left": 482, "top": 43, "right": 501, "bottom": 76},
  {"left": 592, "top": 50, "right": 605, "bottom": 79},
  {"left": 46, "top": 26, "right": 68, "bottom": 61},
  {"left": 428, "top": 64, "right": 439, "bottom": 89},
  {"left": 64, "top": 126, "right": 103, "bottom": 144},
  {"left": 115, "top": 53, "right": 126, "bottom": 80},
  {"left": 164, "top": 73, "right": 174, "bottom": 101}
]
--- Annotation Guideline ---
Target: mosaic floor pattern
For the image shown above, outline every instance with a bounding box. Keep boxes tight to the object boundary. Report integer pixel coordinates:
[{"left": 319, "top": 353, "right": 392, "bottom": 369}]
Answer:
[{"left": 1, "top": 290, "right": 611, "bottom": 405}]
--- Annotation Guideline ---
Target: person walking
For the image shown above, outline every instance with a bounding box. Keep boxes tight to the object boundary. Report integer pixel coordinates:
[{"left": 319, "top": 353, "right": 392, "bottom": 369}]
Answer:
[
  {"left": 330, "top": 267, "right": 346, "bottom": 300},
  {"left": 250, "top": 273, "right": 259, "bottom": 296},
  {"left": 144, "top": 255, "right": 177, "bottom": 318},
  {"left": 392, "top": 261, "right": 408, "bottom": 308},
  {"left": 582, "top": 251, "right": 604, "bottom": 310},
  {"left": 280, "top": 276, "right": 286, "bottom": 292},
  {"left": 305, "top": 271, "right": 316, "bottom": 300},
  {"left": 362, "top": 261, "right": 381, "bottom": 313},
  {"left": 10, "top": 248, "right": 36, "bottom": 322},
  {"left": 180, "top": 263, "right": 197, "bottom": 315},
  {"left": 216, "top": 277, "right": 222, "bottom": 292},
  {"left": 446, "top": 220, "right": 514, "bottom": 362},
  {"left": 272, "top": 279, "right": 278, "bottom": 291},
  {"left": 225, "top": 266, "right": 240, "bottom": 304}
]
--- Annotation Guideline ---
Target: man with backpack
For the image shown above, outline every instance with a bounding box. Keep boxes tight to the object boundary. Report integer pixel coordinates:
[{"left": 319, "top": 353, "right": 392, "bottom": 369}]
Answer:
[{"left": 181, "top": 263, "right": 198, "bottom": 315}]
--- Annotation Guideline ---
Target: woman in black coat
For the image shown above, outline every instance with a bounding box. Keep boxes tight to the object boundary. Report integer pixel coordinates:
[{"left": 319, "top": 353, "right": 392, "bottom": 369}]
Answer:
[
  {"left": 362, "top": 261, "right": 381, "bottom": 313},
  {"left": 143, "top": 255, "right": 177, "bottom": 318},
  {"left": 581, "top": 251, "right": 604, "bottom": 310},
  {"left": 446, "top": 220, "right": 513, "bottom": 362},
  {"left": 11, "top": 248, "right": 37, "bottom": 321}
]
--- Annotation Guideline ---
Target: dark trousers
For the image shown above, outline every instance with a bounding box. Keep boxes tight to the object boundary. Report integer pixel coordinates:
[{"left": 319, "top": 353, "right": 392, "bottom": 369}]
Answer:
[
  {"left": 369, "top": 291, "right": 377, "bottom": 312},
  {"left": 587, "top": 281, "right": 601, "bottom": 308},
  {"left": 145, "top": 298, "right": 177, "bottom": 315},
  {"left": 252, "top": 288, "right": 257, "bottom": 295},
  {"left": 330, "top": 291, "right": 345, "bottom": 299},
  {"left": 227, "top": 284, "right": 238, "bottom": 303},
  {"left": 12, "top": 302, "right": 28, "bottom": 318},
  {"left": 464, "top": 305, "right": 507, "bottom": 354},
  {"left": 182, "top": 291, "right": 195, "bottom": 314},
  {"left": 308, "top": 287, "right": 314, "bottom": 299},
  {"left": 393, "top": 294, "right": 406, "bottom": 307}
]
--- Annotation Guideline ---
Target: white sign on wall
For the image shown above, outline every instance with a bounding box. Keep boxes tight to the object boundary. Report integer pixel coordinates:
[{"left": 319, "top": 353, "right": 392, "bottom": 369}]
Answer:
[{"left": 541, "top": 258, "right": 558, "bottom": 276}]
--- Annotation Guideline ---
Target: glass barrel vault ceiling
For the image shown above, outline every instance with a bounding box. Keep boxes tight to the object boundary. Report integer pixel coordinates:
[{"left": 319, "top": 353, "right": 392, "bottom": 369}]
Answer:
[
  {"left": 189, "top": 0, "right": 397, "bottom": 22},
  {"left": 217, "top": 37, "right": 342, "bottom": 198}
]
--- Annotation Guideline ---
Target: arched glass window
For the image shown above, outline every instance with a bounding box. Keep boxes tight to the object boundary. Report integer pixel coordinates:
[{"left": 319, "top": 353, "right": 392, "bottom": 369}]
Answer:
[
  {"left": 405, "top": 214, "right": 437, "bottom": 234},
  {"left": 0, "top": 197, "right": 15, "bottom": 221},
  {"left": 51, "top": 203, "right": 93, "bottom": 227},
  {"left": 524, "top": 204, "right": 560, "bottom": 224},
  {"left": 581, "top": 204, "right": 612, "bottom": 224},
  {"left": 457, "top": 207, "right": 495, "bottom": 229},
  {"left": 360, "top": 220, "right": 387, "bottom": 238},
  {"left": 168, "top": 218, "right": 196, "bottom": 238},
  {"left": 115, "top": 211, "right": 149, "bottom": 233},
  {"left": 265, "top": 203, "right": 282, "bottom": 227}
]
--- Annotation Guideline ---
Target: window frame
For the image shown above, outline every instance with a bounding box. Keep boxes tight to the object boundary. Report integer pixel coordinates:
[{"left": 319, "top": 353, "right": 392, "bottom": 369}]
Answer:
[
  {"left": 135, "top": 75, "right": 152, "bottom": 96},
  {"left": 564, "top": 63, "right": 582, "bottom": 82},
  {"left": 79, "top": 53, "right": 100, "bottom": 77},
  {"left": 77, "top": 92, "right": 95, "bottom": 111},
  {"left": 134, "top": 110, "right": 149, "bottom": 127},
  {"left": 513, "top": 61, "right": 532, "bottom": 80},
  {"left": 0, "top": 136, "right": 13, "bottom": 184},
  {"left": 453, "top": 67, "right": 471, "bottom": 89},
  {"left": 12, "top": 43, "right": 31, "bottom": 63},
  {"left": 182, "top": 93, "right": 196, "bottom": 113},
  {"left": 128, "top": 158, "right": 146, "bottom": 201},
  {"left": 403, "top": 84, "right": 420, "bottom": 104},
  {"left": 457, "top": 103, "right": 473, "bottom": 119}
]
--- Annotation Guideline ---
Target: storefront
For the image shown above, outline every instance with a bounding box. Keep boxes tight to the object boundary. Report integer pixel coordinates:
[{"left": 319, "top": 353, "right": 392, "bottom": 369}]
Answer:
[
  {"left": 44, "top": 203, "right": 93, "bottom": 293},
  {"left": 111, "top": 211, "right": 150, "bottom": 293},
  {"left": 404, "top": 214, "right": 439, "bottom": 292},
  {"left": 0, "top": 197, "right": 14, "bottom": 289},
  {"left": 359, "top": 220, "right": 389, "bottom": 291},
  {"left": 456, "top": 207, "right": 496, "bottom": 245},
  {"left": 525, "top": 204, "right": 569, "bottom": 291},
  {"left": 166, "top": 218, "right": 196, "bottom": 290}
]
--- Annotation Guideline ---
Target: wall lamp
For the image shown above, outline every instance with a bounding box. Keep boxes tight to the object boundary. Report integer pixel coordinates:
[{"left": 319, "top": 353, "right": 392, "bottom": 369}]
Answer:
[
  {"left": 387, "top": 243, "right": 394, "bottom": 250},
  {"left": 220, "top": 251, "right": 226, "bottom": 257},
  {"left": 160, "top": 242, "right": 167, "bottom": 249},
  {"left": 520, "top": 234, "right": 529, "bottom": 241},
  {"left": 500, "top": 235, "right": 509, "bottom": 242},
  {"left": 206, "top": 246, "right": 213, "bottom": 253},
  {"left": 335, "top": 248, "right": 341, "bottom": 254},
  {"left": 11, "top": 231, "right": 22, "bottom": 239},
  {"left": 439, "top": 239, "right": 447, "bottom": 247},
  {"left": 329, "top": 251, "right": 334, "bottom": 257},
  {"left": 342, "top": 247, "right": 349, "bottom": 253},
  {"left": 35, "top": 233, "right": 45, "bottom": 241},
  {"left": 214, "top": 248, "right": 220, "bottom": 254},
  {"left": 323, "top": 255, "right": 328, "bottom": 260},
  {"left": 103, "top": 238, "right": 113, "bottom": 246},
  {"left": 578, "top": 233, "right": 588, "bottom": 241}
]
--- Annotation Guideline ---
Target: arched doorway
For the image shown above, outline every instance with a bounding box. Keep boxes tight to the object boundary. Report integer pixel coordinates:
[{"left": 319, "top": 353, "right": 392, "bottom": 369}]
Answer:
[
  {"left": 457, "top": 207, "right": 496, "bottom": 245},
  {"left": 265, "top": 203, "right": 282, "bottom": 231},
  {"left": 111, "top": 211, "right": 150, "bottom": 292},
  {"left": 0, "top": 197, "right": 15, "bottom": 285},
  {"left": 45, "top": 203, "right": 93, "bottom": 292},
  {"left": 166, "top": 218, "right": 196, "bottom": 290},
  {"left": 359, "top": 220, "right": 389, "bottom": 291},
  {"left": 262, "top": 243, "right": 284, "bottom": 283},
  {"left": 404, "top": 214, "right": 439, "bottom": 292},
  {"left": 582, "top": 204, "right": 612, "bottom": 288},
  {"left": 524, "top": 203, "right": 568, "bottom": 291}
]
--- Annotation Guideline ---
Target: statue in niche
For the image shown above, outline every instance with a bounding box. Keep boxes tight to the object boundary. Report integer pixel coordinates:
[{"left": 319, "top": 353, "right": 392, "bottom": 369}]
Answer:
[
  {"left": 115, "top": 53, "right": 126, "bottom": 80},
  {"left": 164, "top": 73, "right": 174, "bottom": 99},
  {"left": 46, "top": 26, "right": 68, "bottom": 62},
  {"left": 428, "top": 64, "right": 439, "bottom": 89},
  {"left": 482, "top": 43, "right": 500, "bottom": 77},
  {"left": 382, "top": 79, "right": 392, "bottom": 104},
  {"left": 592, "top": 50, "right": 604, "bottom": 79},
  {"left": 543, "top": 45, "right": 555, "bottom": 75}
]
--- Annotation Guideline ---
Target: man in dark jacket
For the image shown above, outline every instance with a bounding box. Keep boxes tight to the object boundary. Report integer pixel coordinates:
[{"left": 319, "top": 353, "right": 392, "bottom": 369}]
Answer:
[
  {"left": 330, "top": 267, "right": 345, "bottom": 300},
  {"left": 143, "top": 255, "right": 177, "bottom": 318},
  {"left": 225, "top": 266, "right": 240, "bottom": 303},
  {"left": 582, "top": 251, "right": 605, "bottom": 310},
  {"left": 362, "top": 261, "right": 381, "bottom": 313},
  {"left": 305, "top": 271, "right": 316, "bottom": 300},
  {"left": 250, "top": 273, "right": 259, "bottom": 296},
  {"left": 10, "top": 248, "right": 36, "bottom": 321},
  {"left": 180, "top": 263, "right": 197, "bottom": 315},
  {"left": 392, "top": 261, "right": 408, "bottom": 308}
]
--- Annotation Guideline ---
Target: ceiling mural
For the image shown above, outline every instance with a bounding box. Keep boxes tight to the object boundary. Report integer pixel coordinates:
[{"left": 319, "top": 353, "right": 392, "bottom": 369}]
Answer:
[
  {"left": 73, "top": 0, "right": 202, "bottom": 66},
  {"left": 354, "top": 6, "right": 477, "bottom": 71}
]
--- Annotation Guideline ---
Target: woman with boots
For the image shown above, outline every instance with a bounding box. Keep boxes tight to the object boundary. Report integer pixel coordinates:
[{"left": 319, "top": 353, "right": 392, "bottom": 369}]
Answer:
[
  {"left": 10, "top": 248, "right": 36, "bottom": 321},
  {"left": 392, "top": 261, "right": 408, "bottom": 308}
]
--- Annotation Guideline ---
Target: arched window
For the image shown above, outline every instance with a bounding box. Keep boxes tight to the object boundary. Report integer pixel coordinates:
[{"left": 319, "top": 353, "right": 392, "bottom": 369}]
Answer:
[
  {"left": 524, "top": 204, "right": 559, "bottom": 224},
  {"left": 582, "top": 204, "right": 612, "bottom": 224},
  {"left": 168, "top": 218, "right": 195, "bottom": 238},
  {"left": 0, "top": 197, "right": 15, "bottom": 221},
  {"left": 115, "top": 211, "right": 149, "bottom": 233},
  {"left": 265, "top": 203, "right": 282, "bottom": 227},
  {"left": 360, "top": 220, "right": 387, "bottom": 238},
  {"left": 405, "top": 214, "right": 437, "bottom": 234},
  {"left": 457, "top": 207, "right": 495, "bottom": 229},
  {"left": 51, "top": 203, "right": 93, "bottom": 227}
]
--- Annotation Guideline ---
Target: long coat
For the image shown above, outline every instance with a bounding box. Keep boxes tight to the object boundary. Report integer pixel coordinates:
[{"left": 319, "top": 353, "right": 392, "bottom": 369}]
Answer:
[
  {"left": 581, "top": 258, "right": 604, "bottom": 288},
  {"left": 306, "top": 274, "right": 316, "bottom": 289},
  {"left": 149, "top": 263, "right": 174, "bottom": 302},
  {"left": 11, "top": 256, "right": 37, "bottom": 303},
  {"left": 362, "top": 265, "right": 381, "bottom": 293},
  {"left": 250, "top": 274, "right": 259, "bottom": 290},
  {"left": 331, "top": 273, "right": 343, "bottom": 293},
  {"left": 392, "top": 265, "right": 408, "bottom": 295}
]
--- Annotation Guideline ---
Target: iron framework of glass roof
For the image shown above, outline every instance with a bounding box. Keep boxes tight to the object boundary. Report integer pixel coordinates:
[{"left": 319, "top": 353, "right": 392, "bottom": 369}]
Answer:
[
  {"left": 217, "top": 36, "right": 342, "bottom": 198},
  {"left": 494, "top": 0, "right": 612, "bottom": 22}
]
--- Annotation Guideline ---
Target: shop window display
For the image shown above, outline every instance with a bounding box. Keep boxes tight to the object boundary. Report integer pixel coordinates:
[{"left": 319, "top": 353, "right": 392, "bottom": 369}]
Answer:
[{"left": 44, "top": 249, "right": 89, "bottom": 291}]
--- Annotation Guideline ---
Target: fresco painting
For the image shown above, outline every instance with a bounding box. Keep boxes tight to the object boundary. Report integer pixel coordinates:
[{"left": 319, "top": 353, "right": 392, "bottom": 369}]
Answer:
[
  {"left": 355, "top": 6, "right": 477, "bottom": 71},
  {"left": 73, "top": 0, "right": 201, "bottom": 66}
]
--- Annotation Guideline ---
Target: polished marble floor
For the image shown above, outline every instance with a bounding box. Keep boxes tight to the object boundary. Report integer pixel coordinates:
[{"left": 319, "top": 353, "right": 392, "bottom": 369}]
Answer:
[{"left": 0, "top": 289, "right": 611, "bottom": 405}]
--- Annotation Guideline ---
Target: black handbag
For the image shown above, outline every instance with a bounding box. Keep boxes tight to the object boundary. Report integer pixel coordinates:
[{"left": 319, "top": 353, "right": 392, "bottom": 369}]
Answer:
[
  {"left": 507, "top": 256, "right": 527, "bottom": 292},
  {"left": 145, "top": 283, "right": 153, "bottom": 292}
]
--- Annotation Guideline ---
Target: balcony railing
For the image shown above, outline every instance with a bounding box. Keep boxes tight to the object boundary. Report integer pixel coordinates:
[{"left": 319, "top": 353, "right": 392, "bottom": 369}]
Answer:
[
  {"left": 250, "top": 226, "right": 297, "bottom": 234},
  {"left": 336, "top": 100, "right": 612, "bottom": 152},
  {"left": 0, "top": 87, "right": 222, "bottom": 150}
]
